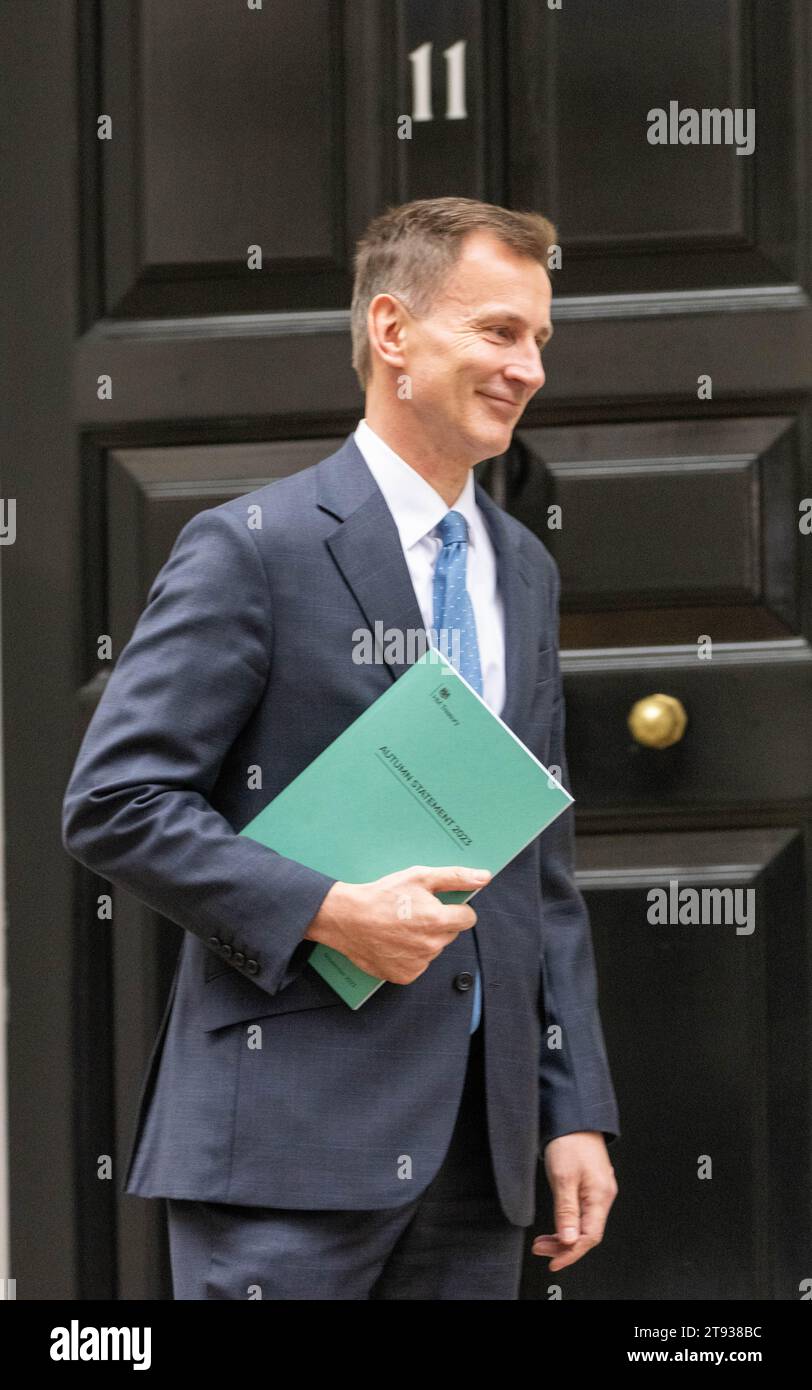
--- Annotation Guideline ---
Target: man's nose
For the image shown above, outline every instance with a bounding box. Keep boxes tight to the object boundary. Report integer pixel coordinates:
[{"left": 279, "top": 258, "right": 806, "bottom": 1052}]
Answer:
[{"left": 505, "top": 351, "right": 545, "bottom": 394}]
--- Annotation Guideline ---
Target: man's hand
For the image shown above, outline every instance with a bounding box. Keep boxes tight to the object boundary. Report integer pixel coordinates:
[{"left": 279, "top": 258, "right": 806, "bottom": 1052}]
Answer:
[
  {"left": 304, "top": 865, "right": 491, "bottom": 984},
  {"left": 532, "top": 1131, "right": 618, "bottom": 1272}
]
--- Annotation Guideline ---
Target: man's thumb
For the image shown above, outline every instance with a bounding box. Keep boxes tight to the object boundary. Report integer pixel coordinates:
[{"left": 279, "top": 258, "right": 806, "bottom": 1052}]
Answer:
[
  {"left": 418, "top": 865, "right": 492, "bottom": 892},
  {"left": 554, "top": 1188, "right": 580, "bottom": 1244}
]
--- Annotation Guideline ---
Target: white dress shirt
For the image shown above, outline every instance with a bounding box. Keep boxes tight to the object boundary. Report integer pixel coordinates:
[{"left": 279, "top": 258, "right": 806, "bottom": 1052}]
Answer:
[{"left": 353, "top": 418, "right": 506, "bottom": 716}]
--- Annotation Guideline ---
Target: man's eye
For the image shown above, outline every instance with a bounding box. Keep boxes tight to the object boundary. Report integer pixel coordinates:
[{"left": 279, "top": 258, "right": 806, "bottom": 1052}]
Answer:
[{"left": 489, "top": 326, "right": 512, "bottom": 340}]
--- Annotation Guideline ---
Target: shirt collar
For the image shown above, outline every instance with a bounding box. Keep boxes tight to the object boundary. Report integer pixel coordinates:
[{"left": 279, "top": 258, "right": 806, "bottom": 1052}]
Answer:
[{"left": 353, "top": 417, "right": 479, "bottom": 552}]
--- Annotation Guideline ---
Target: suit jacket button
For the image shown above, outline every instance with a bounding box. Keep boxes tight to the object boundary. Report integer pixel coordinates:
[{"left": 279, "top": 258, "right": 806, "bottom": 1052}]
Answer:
[
  {"left": 454, "top": 972, "right": 474, "bottom": 992},
  {"left": 245, "top": 958, "right": 259, "bottom": 975},
  {"left": 232, "top": 951, "right": 246, "bottom": 968},
  {"left": 221, "top": 943, "right": 233, "bottom": 958},
  {"left": 208, "top": 935, "right": 221, "bottom": 949}
]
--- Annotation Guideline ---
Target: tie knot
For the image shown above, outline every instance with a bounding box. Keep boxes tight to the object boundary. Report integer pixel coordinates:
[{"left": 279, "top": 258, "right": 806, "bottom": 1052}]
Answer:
[{"left": 436, "top": 509, "right": 468, "bottom": 548}]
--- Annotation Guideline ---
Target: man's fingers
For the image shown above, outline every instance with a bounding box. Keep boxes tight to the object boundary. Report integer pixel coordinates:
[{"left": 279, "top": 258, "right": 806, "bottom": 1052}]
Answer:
[
  {"left": 536, "top": 1136, "right": 618, "bottom": 1271},
  {"left": 389, "top": 865, "right": 490, "bottom": 934},
  {"left": 431, "top": 904, "right": 478, "bottom": 934},
  {"left": 533, "top": 1184, "right": 613, "bottom": 1267},
  {"left": 531, "top": 1234, "right": 594, "bottom": 1272}
]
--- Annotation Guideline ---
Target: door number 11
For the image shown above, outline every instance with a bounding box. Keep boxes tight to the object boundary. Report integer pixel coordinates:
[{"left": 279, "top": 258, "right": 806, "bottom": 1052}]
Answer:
[{"left": 409, "top": 40, "right": 468, "bottom": 121}]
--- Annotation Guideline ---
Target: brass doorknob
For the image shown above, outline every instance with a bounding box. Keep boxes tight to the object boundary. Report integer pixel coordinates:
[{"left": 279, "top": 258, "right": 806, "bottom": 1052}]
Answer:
[{"left": 627, "top": 693, "right": 687, "bottom": 748}]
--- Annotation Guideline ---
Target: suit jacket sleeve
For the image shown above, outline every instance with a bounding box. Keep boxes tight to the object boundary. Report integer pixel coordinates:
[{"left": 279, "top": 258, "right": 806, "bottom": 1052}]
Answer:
[
  {"left": 537, "top": 557, "right": 621, "bottom": 1155},
  {"left": 62, "top": 505, "right": 338, "bottom": 997}
]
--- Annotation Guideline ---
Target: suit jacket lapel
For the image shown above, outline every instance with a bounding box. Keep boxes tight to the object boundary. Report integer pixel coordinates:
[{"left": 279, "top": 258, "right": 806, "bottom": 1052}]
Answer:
[
  {"left": 315, "top": 434, "right": 537, "bottom": 733},
  {"left": 317, "top": 436, "right": 426, "bottom": 684}
]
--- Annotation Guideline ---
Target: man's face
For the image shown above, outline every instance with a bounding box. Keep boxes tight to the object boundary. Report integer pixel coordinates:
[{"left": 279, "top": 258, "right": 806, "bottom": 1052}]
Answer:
[{"left": 395, "top": 230, "right": 552, "bottom": 463}]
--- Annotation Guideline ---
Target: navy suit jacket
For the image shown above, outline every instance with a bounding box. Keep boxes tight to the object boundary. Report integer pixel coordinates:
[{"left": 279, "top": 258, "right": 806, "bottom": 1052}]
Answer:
[{"left": 62, "top": 432, "right": 620, "bottom": 1226}]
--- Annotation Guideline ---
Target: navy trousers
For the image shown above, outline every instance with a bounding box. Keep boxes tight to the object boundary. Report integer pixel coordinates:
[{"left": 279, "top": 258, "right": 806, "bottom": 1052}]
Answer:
[{"left": 166, "top": 1022, "right": 528, "bottom": 1299}]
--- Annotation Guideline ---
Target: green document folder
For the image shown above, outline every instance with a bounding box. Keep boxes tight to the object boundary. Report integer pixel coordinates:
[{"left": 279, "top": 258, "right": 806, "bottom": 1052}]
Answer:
[{"left": 238, "top": 646, "right": 573, "bottom": 1008}]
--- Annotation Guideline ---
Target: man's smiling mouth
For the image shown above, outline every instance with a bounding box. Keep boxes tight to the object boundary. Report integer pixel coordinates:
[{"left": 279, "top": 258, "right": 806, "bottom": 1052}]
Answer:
[{"left": 477, "top": 391, "right": 521, "bottom": 412}]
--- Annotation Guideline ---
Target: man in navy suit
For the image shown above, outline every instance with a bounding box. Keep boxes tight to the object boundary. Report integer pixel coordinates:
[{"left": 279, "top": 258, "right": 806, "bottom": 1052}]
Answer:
[{"left": 62, "top": 196, "right": 619, "bottom": 1299}]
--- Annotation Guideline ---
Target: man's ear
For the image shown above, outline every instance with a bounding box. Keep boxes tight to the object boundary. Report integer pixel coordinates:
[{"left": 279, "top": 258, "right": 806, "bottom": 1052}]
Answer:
[{"left": 367, "top": 292, "right": 410, "bottom": 375}]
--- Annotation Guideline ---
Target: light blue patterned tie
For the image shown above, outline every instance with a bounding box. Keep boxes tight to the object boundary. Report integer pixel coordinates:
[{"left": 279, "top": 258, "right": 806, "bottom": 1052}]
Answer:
[{"left": 432, "top": 510, "right": 483, "bottom": 1033}]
